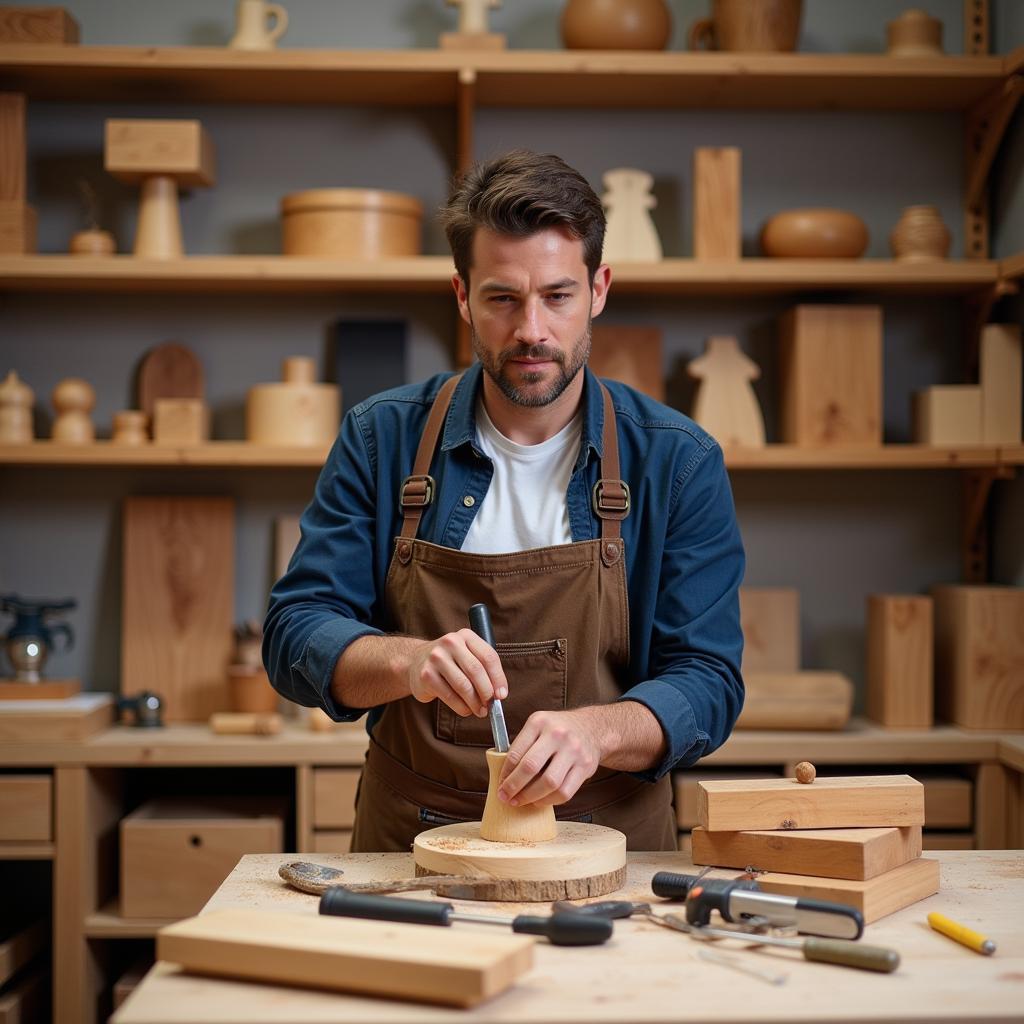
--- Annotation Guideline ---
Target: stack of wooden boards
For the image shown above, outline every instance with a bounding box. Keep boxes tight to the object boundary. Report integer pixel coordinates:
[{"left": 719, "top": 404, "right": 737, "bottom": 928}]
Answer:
[{"left": 691, "top": 775, "right": 939, "bottom": 923}]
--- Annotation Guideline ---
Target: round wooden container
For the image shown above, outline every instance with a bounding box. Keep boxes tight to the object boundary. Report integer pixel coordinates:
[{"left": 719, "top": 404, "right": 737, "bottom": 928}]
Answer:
[
  {"left": 280, "top": 188, "right": 423, "bottom": 258},
  {"left": 246, "top": 357, "right": 340, "bottom": 446},
  {"left": 228, "top": 665, "right": 280, "bottom": 714},
  {"left": 760, "top": 208, "right": 869, "bottom": 258}
]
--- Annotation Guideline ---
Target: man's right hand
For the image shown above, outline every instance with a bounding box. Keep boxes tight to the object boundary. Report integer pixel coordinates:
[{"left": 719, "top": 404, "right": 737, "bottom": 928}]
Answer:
[{"left": 406, "top": 629, "right": 509, "bottom": 718}]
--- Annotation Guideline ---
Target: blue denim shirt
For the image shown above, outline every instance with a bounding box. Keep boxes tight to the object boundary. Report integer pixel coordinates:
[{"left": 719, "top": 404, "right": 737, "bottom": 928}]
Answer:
[{"left": 264, "top": 362, "right": 745, "bottom": 781}]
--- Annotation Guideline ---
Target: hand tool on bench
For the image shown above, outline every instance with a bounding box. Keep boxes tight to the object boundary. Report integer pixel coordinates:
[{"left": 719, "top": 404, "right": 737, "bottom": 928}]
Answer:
[
  {"left": 319, "top": 889, "right": 613, "bottom": 946},
  {"left": 651, "top": 870, "right": 864, "bottom": 940},
  {"left": 278, "top": 860, "right": 494, "bottom": 898},
  {"left": 469, "top": 602, "right": 509, "bottom": 752},
  {"left": 659, "top": 913, "right": 899, "bottom": 973}
]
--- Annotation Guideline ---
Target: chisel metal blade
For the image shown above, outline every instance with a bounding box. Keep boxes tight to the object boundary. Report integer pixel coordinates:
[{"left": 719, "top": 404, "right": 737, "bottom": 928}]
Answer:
[{"left": 489, "top": 698, "right": 510, "bottom": 752}]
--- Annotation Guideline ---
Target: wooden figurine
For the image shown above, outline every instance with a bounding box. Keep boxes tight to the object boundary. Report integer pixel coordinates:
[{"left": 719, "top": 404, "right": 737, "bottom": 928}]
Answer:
[
  {"left": 688, "top": 336, "right": 766, "bottom": 448},
  {"left": 51, "top": 377, "right": 95, "bottom": 443},
  {"left": 913, "top": 386, "right": 983, "bottom": 445},
  {"left": 0, "top": 370, "right": 34, "bottom": 443},
  {"left": 111, "top": 410, "right": 149, "bottom": 446},
  {"left": 980, "top": 323, "right": 1022, "bottom": 443},
  {"left": 693, "top": 147, "right": 741, "bottom": 260},
  {"left": 602, "top": 169, "right": 662, "bottom": 262},
  {"left": 441, "top": 0, "right": 505, "bottom": 50},
  {"left": 0, "top": 7, "right": 79, "bottom": 43},
  {"left": 137, "top": 342, "right": 205, "bottom": 421},
  {"left": 104, "top": 120, "right": 216, "bottom": 258},
  {"left": 228, "top": 0, "right": 289, "bottom": 50},
  {"left": 480, "top": 749, "right": 556, "bottom": 843},
  {"left": 0, "top": 93, "right": 36, "bottom": 255}
]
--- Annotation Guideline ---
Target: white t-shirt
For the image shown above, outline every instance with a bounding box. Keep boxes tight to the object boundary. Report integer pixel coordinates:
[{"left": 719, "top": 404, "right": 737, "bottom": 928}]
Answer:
[{"left": 461, "top": 398, "right": 581, "bottom": 554}]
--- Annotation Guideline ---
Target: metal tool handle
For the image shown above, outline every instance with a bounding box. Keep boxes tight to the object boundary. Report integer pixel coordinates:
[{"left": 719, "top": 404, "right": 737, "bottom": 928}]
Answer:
[
  {"left": 469, "top": 603, "right": 496, "bottom": 647},
  {"left": 319, "top": 888, "right": 453, "bottom": 927},
  {"left": 802, "top": 938, "right": 900, "bottom": 973},
  {"left": 793, "top": 897, "right": 864, "bottom": 940},
  {"left": 512, "top": 913, "right": 613, "bottom": 946}
]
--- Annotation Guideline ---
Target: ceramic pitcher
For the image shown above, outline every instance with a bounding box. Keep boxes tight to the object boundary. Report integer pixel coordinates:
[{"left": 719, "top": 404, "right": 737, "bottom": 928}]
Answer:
[{"left": 229, "top": 0, "right": 288, "bottom": 51}]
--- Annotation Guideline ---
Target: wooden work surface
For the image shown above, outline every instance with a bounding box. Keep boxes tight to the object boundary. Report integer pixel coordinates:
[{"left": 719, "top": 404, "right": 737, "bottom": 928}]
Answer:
[{"left": 113, "top": 851, "right": 1022, "bottom": 1024}]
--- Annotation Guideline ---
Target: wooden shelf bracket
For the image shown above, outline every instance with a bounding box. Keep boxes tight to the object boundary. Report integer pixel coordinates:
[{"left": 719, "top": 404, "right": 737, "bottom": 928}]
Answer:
[{"left": 961, "top": 465, "right": 1015, "bottom": 582}]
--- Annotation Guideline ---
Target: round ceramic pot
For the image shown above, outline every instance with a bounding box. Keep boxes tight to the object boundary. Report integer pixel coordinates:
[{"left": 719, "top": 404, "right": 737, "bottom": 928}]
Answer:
[
  {"left": 760, "top": 208, "right": 869, "bottom": 258},
  {"left": 561, "top": 0, "right": 672, "bottom": 50}
]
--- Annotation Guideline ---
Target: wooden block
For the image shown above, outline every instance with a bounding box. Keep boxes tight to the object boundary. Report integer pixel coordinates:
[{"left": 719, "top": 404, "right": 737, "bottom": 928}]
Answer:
[
  {"left": 105, "top": 120, "right": 216, "bottom": 187},
  {"left": 738, "top": 587, "right": 799, "bottom": 673},
  {"left": 0, "top": 968, "right": 48, "bottom": 1023},
  {"left": 0, "top": 94, "right": 26, "bottom": 202},
  {"left": 673, "top": 769, "right": 783, "bottom": 829},
  {"left": 922, "top": 776, "right": 972, "bottom": 828},
  {"left": 914, "top": 385, "right": 983, "bottom": 444},
  {"left": 866, "top": 594, "right": 933, "bottom": 728},
  {"left": 0, "top": 201, "right": 37, "bottom": 254},
  {"left": 677, "top": 831, "right": 691, "bottom": 855},
  {"left": 157, "top": 907, "right": 534, "bottom": 1008},
  {"left": 0, "top": 7, "right": 79, "bottom": 43},
  {"left": 923, "top": 831, "right": 974, "bottom": 851},
  {"left": 439, "top": 31, "right": 506, "bottom": 49},
  {"left": 312, "top": 768, "right": 360, "bottom": 828},
  {"left": 736, "top": 671, "right": 853, "bottom": 730},
  {"left": 778, "top": 305, "right": 882, "bottom": 446},
  {"left": 980, "top": 323, "right": 1022, "bottom": 442},
  {"left": 933, "top": 585, "right": 1024, "bottom": 729},
  {"left": 0, "top": 693, "right": 114, "bottom": 743},
  {"left": 0, "top": 919, "right": 46, "bottom": 989},
  {"left": 122, "top": 496, "right": 234, "bottom": 722},
  {"left": 121, "top": 799, "right": 283, "bottom": 919},
  {"left": 698, "top": 774, "right": 925, "bottom": 832},
  {"left": 693, "top": 147, "right": 740, "bottom": 260},
  {"left": 0, "top": 775, "right": 51, "bottom": 841},
  {"left": 588, "top": 326, "right": 664, "bottom": 402},
  {"left": 152, "top": 398, "right": 210, "bottom": 445},
  {"left": 691, "top": 825, "right": 922, "bottom": 880},
  {"left": 757, "top": 856, "right": 940, "bottom": 923},
  {"left": 312, "top": 830, "right": 352, "bottom": 854},
  {"left": 0, "top": 679, "right": 79, "bottom": 700}
]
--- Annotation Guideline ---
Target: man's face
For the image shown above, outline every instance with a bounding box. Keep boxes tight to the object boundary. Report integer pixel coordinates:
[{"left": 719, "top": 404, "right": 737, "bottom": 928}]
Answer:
[{"left": 453, "top": 227, "right": 610, "bottom": 408}]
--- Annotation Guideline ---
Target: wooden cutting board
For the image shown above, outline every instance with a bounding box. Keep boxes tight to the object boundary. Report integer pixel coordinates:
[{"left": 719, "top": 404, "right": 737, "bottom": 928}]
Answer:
[
  {"left": 121, "top": 496, "right": 234, "bottom": 722},
  {"left": 137, "top": 342, "right": 204, "bottom": 419}
]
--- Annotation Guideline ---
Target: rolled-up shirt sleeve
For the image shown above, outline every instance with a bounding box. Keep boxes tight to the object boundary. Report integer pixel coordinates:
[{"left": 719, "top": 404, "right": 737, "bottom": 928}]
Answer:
[
  {"left": 263, "top": 408, "right": 385, "bottom": 722},
  {"left": 618, "top": 442, "right": 745, "bottom": 780}
]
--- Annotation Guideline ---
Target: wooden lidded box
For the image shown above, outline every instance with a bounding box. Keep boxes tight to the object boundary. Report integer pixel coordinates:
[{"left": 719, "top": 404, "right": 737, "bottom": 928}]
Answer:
[
  {"left": 120, "top": 798, "right": 283, "bottom": 918},
  {"left": 280, "top": 188, "right": 422, "bottom": 258}
]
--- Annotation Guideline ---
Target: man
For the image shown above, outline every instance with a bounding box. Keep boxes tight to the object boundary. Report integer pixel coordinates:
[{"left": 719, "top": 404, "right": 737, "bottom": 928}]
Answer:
[{"left": 264, "top": 150, "right": 744, "bottom": 852}]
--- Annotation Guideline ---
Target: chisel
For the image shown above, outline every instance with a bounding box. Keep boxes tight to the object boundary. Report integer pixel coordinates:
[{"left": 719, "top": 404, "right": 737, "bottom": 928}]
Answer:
[
  {"left": 469, "top": 602, "right": 509, "bottom": 751},
  {"left": 319, "top": 888, "right": 612, "bottom": 946}
]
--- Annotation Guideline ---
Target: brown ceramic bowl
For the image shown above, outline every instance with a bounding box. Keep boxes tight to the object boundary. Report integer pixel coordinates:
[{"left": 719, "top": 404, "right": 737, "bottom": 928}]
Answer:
[{"left": 759, "top": 208, "right": 869, "bottom": 258}]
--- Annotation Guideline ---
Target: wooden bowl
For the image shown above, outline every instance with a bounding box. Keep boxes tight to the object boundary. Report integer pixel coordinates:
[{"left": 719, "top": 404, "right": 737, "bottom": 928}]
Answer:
[
  {"left": 280, "top": 188, "right": 422, "bottom": 258},
  {"left": 759, "top": 208, "right": 869, "bottom": 258}
]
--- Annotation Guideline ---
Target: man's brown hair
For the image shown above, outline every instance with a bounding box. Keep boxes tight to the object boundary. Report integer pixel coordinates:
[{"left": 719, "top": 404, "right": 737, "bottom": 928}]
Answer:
[{"left": 440, "top": 150, "right": 606, "bottom": 286}]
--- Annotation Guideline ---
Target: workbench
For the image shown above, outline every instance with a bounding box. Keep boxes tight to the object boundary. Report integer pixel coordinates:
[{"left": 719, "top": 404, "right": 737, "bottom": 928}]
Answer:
[{"left": 111, "top": 850, "right": 1022, "bottom": 1024}]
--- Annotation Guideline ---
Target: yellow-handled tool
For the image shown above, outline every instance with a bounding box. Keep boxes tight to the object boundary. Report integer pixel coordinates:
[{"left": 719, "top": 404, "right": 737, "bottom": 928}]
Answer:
[{"left": 927, "top": 912, "right": 997, "bottom": 955}]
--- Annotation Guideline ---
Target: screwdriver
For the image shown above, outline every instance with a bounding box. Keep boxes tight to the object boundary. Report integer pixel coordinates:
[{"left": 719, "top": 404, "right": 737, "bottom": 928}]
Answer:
[{"left": 320, "top": 888, "right": 613, "bottom": 946}]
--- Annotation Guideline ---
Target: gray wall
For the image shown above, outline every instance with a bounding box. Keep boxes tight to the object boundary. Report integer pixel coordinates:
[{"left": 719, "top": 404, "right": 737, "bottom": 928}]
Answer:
[{"left": 1, "top": 1, "right": 1021, "bottom": 710}]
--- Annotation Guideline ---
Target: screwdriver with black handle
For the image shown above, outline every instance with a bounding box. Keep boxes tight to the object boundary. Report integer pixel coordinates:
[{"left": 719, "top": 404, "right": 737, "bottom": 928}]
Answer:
[{"left": 320, "top": 888, "right": 613, "bottom": 946}]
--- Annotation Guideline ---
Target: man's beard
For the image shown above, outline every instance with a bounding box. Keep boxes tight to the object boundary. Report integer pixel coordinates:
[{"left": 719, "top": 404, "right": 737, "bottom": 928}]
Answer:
[{"left": 471, "top": 317, "right": 592, "bottom": 408}]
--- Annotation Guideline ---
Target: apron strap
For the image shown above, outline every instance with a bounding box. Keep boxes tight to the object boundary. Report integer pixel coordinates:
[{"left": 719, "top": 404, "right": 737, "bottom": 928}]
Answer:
[{"left": 399, "top": 372, "right": 630, "bottom": 543}]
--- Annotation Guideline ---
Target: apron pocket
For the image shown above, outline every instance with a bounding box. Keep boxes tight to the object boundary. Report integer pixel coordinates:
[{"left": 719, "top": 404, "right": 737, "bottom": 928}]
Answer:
[{"left": 435, "top": 638, "right": 567, "bottom": 747}]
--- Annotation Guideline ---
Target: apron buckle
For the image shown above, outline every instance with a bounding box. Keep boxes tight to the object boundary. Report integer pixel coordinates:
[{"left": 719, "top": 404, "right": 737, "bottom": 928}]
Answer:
[
  {"left": 592, "top": 479, "right": 631, "bottom": 521},
  {"left": 400, "top": 474, "right": 435, "bottom": 512}
]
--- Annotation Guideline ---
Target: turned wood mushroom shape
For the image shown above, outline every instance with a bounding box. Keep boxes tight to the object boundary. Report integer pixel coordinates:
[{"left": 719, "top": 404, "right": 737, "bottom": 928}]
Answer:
[{"left": 104, "top": 119, "right": 216, "bottom": 259}]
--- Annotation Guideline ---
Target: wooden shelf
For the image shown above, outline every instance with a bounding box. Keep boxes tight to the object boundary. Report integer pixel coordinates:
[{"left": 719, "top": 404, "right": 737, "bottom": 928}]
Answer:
[
  {"left": 0, "top": 46, "right": 1010, "bottom": 110},
  {"left": 0, "top": 842, "right": 54, "bottom": 860},
  {"left": 1001, "top": 250, "right": 1024, "bottom": 282},
  {"left": 0, "top": 256, "right": 1000, "bottom": 295},
  {"left": 1, "top": 442, "right": 1015, "bottom": 471},
  {"left": 84, "top": 901, "right": 176, "bottom": 939}
]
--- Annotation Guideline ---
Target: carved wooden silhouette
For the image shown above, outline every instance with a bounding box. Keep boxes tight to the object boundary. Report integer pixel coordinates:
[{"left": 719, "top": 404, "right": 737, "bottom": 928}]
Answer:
[
  {"left": 688, "top": 336, "right": 766, "bottom": 447},
  {"left": 602, "top": 168, "right": 662, "bottom": 262}
]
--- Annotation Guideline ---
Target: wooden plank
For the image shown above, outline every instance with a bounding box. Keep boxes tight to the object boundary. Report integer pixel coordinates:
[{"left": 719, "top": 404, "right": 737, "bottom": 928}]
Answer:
[
  {"left": 0, "top": 93, "right": 26, "bottom": 202},
  {"left": 311, "top": 768, "right": 360, "bottom": 829},
  {"left": 980, "top": 324, "right": 1022, "bottom": 443},
  {"left": 737, "top": 588, "right": 799, "bottom": 673},
  {"left": 690, "top": 825, "right": 922, "bottom": 881},
  {"left": 0, "top": 679, "right": 80, "bottom": 700},
  {"left": 756, "top": 857, "right": 940, "bottom": 923},
  {"left": 121, "top": 496, "right": 234, "bottom": 722},
  {"left": 866, "top": 595, "right": 934, "bottom": 728},
  {"left": 974, "top": 762, "right": 1010, "bottom": 849},
  {"left": 156, "top": 907, "right": 534, "bottom": 1008},
  {"left": 922, "top": 776, "right": 972, "bottom": 829},
  {"left": 735, "top": 671, "right": 853, "bottom": 730},
  {"left": 0, "top": 775, "right": 51, "bottom": 840},
  {"left": 698, "top": 775, "right": 925, "bottom": 831},
  {"left": 673, "top": 770, "right": 782, "bottom": 829},
  {"left": 693, "top": 147, "right": 740, "bottom": 260}
]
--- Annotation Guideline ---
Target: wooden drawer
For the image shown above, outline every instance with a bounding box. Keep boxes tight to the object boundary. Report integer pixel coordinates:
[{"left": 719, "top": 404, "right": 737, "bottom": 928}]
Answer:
[
  {"left": 0, "top": 775, "right": 51, "bottom": 842},
  {"left": 922, "top": 776, "right": 973, "bottom": 829},
  {"left": 312, "top": 769, "right": 360, "bottom": 829},
  {"left": 312, "top": 830, "right": 352, "bottom": 854},
  {"left": 120, "top": 799, "right": 283, "bottom": 919}
]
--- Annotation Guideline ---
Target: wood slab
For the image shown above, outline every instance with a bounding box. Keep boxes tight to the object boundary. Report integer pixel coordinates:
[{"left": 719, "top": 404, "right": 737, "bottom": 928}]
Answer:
[
  {"left": 136, "top": 342, "right": 204, "bottom": 420},
  {"left": 0, "top": 679, "right": 79, "bottom": 700},
  {"left": 756, "top": 856, "right": 940, "bottom": 923},
  {"left": 673, "top": 769, "right": 783, "bottom": 829},
  {"left": 413, "top": 820, "right": 626, "bottom": 902},
  {"left": 738, "top": 587, "right": 799, "bottom": 674},
  {"left": 694, "top": 147, "right": 740, "bottom": 260},
  {"left": 0, "top": 693, "right": 113, "bottom": 742},
  {"left": 156, "top": 907, "right": 534, "bottom": 1008},
  {"left": 691, "top": 825, "right": 923, "bottom": 880},
  {"left": 121, "top": 496, "right": 234, "bottom": 722},
  {"left": 736, "top": 671, "right": 853, "bottom": 730},
  {"left": 589, "top": 326, "right": 664, "bottom": 403},
  {"left": 866, "top": 594, "right": 933, "bottom": 728},
  {"left": 698, "top": 775, "right": 925, "bottom": 831}
]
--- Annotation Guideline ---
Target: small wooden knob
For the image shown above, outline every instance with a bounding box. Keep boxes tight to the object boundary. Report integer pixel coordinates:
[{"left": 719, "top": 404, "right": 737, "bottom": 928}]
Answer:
[{"left": 795, "top": 761, "right": 816, "bottom": 784}]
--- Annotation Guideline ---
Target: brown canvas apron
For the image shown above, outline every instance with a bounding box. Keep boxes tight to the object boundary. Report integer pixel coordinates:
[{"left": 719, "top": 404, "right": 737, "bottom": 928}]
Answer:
[{"left": 350, "top": 373, "right": 676, "bottom": 853}]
